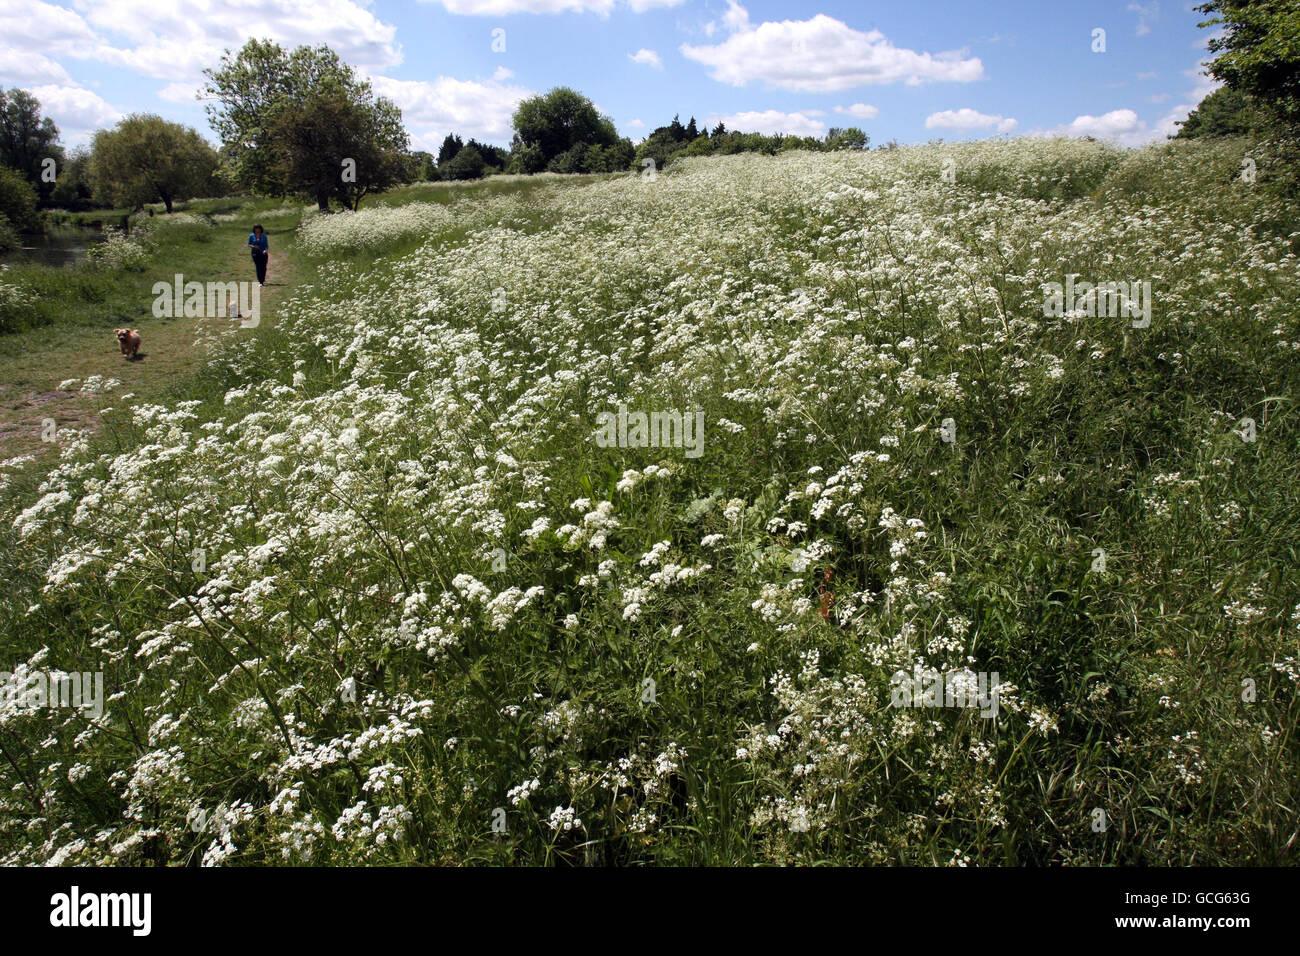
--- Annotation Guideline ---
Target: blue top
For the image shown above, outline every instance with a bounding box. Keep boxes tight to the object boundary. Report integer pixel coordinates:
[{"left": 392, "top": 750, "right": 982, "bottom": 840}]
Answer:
[{"left": 248, "top": 233, "right": 269, "bottom": 253}]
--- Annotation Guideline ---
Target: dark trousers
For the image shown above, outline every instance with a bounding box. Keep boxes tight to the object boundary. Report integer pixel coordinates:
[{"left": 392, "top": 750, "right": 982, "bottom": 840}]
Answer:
[{"left": 253, "top": 251, "right": 268, "bottom": 284}]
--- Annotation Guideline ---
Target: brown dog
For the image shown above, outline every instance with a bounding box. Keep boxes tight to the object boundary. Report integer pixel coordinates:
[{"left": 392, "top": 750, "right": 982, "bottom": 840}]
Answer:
[{"left": 115, "top": 328, "right": 141, "bottom": 359}]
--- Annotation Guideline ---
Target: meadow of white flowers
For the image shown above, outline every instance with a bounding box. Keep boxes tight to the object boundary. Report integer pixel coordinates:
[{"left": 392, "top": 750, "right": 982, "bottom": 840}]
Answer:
[{"left": 3, "top": 137, "right": 1298, "bottom": 865}]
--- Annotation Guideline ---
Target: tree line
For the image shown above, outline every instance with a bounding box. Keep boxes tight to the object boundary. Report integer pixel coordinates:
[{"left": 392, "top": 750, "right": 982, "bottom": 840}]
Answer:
[
  {"left": 1176, "top": 1, "right": 1298, "bottom": 149},
  {"left": 0, "top": 39, "right": 866, "bottom": 250},
  {"left": 1, "top": 2, "right": 1297, "bottom": 247}
]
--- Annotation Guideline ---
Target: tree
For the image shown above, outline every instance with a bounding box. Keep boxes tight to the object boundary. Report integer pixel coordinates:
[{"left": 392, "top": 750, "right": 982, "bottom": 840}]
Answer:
[
  {"left": 439, "top": 144, "right": 486, "bottom": 180},
  {"left": 1197, "top": 1, "right": 1300, "bottom": 129},
  {"left": 506, "top": 143, "right": 546, "bottom": 175},
  {"left": 89, "top": 115, "right": 219, "bottom": 213},
  {"left": 685, "top": 116, "right": 699, "bottom": 139},
  {"left": 547, "top": 142, "right": 588, "bottom": 173},
  {"left": 584, "top": 140, "right": 635, "bottom": 172},
  {"left": 261, "top": 77, "right": 409, "bottom": 211},
  {"left": 511, "top": 87, "right": 621, "bottom": 169},
  {"left": 204, "top": 39, "right": 411, "bottom": 208},
  {"left": 711, "top": 121, "right": 727, "bottom": 138},
  {"left": 780, "top": 135, "right": 822, "bottom": 152},
  {"left": 676, "top": 135, "right": 717, "bottom": 158},
  {"left": 409, "top": 150, "right": 435, "bottom": 181},
  {"left": 0, "top": 166, "right": 39, "bottom": 232},
  {"left": 437, "top": 133, "right": 463, "bottom": 167},
  {"left": 433, "top": 135, "right": 507, "bottom": 179},
  {"left": 204, "top": 39, "right": 326, "bottom": 195},
  {"left": 466, "top": 139, "right": 510, "bottom": 171},
  {"left": 49, "top": 147, "right": 96, "bottom": 210},
  {"left": 0, "top": 88, "right": 63, "bottom": 202},
  {"left": 634, "top": 115, "right": 699, "bottom": 171},
  {"left": 824, "top": 127, "right": 869, "bottom": 150},
  {"left": 1175, "top": 86, "right": 1272, "bottom": 138}
]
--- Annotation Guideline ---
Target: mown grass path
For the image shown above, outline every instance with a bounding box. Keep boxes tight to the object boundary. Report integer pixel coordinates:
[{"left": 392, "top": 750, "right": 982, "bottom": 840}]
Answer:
[{"left": 0, "top": 217, "right": 299, "bottom": 459}]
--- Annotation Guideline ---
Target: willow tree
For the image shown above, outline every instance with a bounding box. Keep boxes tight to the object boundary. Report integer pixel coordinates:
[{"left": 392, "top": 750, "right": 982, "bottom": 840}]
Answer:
[{"left": 89, "top": 115, "right": 218, "bottom": 213}]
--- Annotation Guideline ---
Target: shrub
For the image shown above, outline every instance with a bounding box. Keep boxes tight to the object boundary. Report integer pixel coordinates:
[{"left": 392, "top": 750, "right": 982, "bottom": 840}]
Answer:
[
  {"left": 0, "top": 166, "right": 40, "bottom": 232},
  {"left": 85, "top": 227, "right": 149, "bottom": 270},
  {"left": 546, "top": 143, "right": 587, "bottom": 174},
  {"left": 506, "top": 143, "right": 546, "bottom": 175},
  {"left": 0, "top": 212, "right": 19, "bottom": 252},
  {"left": 440, "top": 144, "right": 487, "bottom": 181},
  {"left": 0, "top": 268, "right": 33, "bottom": 332}
]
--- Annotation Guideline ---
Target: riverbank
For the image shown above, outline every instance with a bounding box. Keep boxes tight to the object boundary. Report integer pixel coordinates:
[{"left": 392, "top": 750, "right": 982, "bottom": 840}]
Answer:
[{"left": 0, "top": 199, "right": 303, "bottom": 460}]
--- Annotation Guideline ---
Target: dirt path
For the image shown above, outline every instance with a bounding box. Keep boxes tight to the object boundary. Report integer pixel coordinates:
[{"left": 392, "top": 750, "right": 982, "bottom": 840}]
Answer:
[{"left": 0, "top": 238, "right": 297, "bottom": 461}]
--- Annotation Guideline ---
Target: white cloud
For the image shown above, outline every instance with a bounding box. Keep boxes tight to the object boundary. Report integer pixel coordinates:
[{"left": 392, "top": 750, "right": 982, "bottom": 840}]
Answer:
[
  {"left": 157, "top": 82, "right": 202, "bottom": 105},
  {"left": 370, "top": 73, "right": 533, "bottom": 145},
  {"left": 628, "top": 48, "right": 663, "bottom": 69},
  {"left": 925, "top": 108, "right": 1017, "bottom": 133},
  {"left": 0, "top": 1, "right": 101, "bottom": 58},
  {"left": 1061, "top": 109, "right": 1145, "bottom": 139},
  {"left": 1146, "top": 92, "right": 1171, "bottom": 103},
  {"left": 0, "top": 48, "right": 73, "bottom": 85},
  {"left": 1152, "top": 67, "right": 1221, "bottom": 139},
  {"left": 834, "top": 103, "right": 879, "bottom": 120},
  {"left": 626, "top": 118, "right": 645, "bottom": 128},
  {"left": 1151, "top": 110, "right": 1185, "bottom": 140},
  {"left": 1035, "top": 108, "right": 1154, "bottom": 147},
  {"left": 681, "top": 6, "right": 983, "bottom": 92},
  {"left": 24, "top": 83, "right": 121, "bottom": 144},
  {"left": 419, "top": 0, "right": 683, "bottom": 14},
  {"left": 1183, "top": 67, "right": 1220, "bottom": 105},
  {"left": 1197, "top": 28, "right": 1225, "bottom": 50},
  {"left": 492, "top": 65, "right": 514, "bottom": 80},
  {"left": 1137, "top": 71, "right": 1157, "bottom": 80},
  {"left": 625, "top": 0, "right": 683, "bottom": 10},
  {"left": 708, "top": 0, "right": 750, "bottom": 35},
  {"left": 1032, "top": 61, "right": 1220, "bottom": 147},
  {"left": 1127, "top": 2, "right": 1159, "bottom": 37},
  {"left": 4, "top": 0, "right": 402, "bottom": 84},
  {"left": 708, "top": 109, "right": 826, "bottom": 137}
]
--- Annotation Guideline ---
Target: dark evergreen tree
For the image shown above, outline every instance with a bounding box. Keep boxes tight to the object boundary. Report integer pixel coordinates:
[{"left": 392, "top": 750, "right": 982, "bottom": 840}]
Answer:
[{"left": 437, "top": 133, "right": 463, "bottom": 167}]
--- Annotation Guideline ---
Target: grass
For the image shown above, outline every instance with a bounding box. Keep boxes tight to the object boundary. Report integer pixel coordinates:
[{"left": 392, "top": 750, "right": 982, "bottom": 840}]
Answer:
[{"left": 379, "top": 172, "right": 616, "bottom": 206}]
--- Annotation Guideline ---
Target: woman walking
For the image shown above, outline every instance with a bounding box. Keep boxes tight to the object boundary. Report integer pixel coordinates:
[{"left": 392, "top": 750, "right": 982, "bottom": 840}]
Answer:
[{"left": 248, "top": 224, "right": 269, "bottom": 285}]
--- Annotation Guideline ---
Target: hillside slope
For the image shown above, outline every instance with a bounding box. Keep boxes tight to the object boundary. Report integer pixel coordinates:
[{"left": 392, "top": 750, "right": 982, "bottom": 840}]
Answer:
[{"left": 3, "top": 138, "right": 1298, "bottom": 865}]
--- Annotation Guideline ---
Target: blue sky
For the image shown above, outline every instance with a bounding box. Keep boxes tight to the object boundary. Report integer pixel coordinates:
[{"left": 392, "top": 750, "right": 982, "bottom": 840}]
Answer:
[{"left": 0, "top": 0, "right": 1221, "bottom": 151}]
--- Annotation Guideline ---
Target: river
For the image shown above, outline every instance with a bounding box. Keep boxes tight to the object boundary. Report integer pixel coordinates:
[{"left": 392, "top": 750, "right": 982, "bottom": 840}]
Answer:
[{"left": 3, "top": 225, "right": 110, "bottom": 268}]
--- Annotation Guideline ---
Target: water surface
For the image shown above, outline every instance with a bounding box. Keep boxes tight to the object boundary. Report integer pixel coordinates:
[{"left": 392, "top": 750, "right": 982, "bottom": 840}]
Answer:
[{"left": 4, "top": 225, "right": 109, "bottom": 267}]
